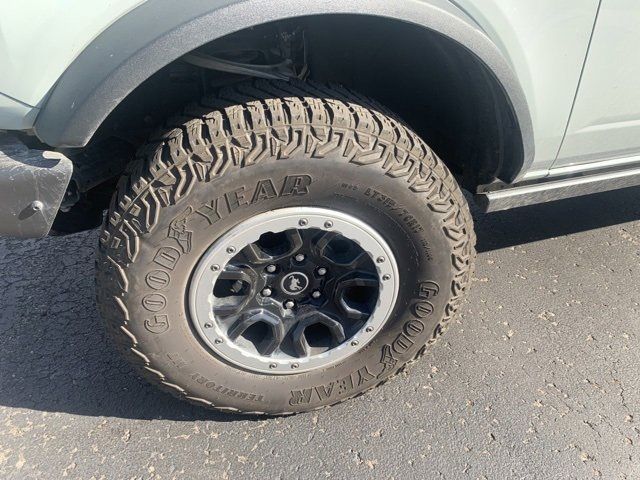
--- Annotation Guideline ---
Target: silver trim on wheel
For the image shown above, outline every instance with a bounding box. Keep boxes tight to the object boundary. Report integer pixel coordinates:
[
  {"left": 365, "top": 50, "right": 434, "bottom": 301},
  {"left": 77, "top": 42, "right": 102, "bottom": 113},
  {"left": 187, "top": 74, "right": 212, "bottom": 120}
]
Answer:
[{"left": 189, "top": 207, "right": 399, "bottom": 374}]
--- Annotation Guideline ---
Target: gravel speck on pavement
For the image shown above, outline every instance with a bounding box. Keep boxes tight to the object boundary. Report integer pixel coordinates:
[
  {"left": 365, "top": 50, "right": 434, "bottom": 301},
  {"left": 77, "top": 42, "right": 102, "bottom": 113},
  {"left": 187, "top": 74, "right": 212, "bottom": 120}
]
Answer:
[{"left": 1, "top": 188, "right": 639, "bottom": 479}]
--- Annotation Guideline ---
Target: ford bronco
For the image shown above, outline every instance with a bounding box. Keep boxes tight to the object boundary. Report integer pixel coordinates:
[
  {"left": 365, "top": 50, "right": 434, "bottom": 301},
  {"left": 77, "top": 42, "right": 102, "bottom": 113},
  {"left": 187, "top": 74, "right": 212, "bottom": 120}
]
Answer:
[{"left": 1, "top": 0, "right": 638, "bottom": 414}]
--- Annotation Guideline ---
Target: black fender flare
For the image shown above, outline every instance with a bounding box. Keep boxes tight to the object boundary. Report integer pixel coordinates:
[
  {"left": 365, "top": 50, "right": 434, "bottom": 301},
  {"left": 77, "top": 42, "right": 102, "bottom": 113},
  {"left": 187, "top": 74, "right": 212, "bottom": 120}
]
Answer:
[{"left": 34, "top": 0, "right": 534, "bottom": 180}]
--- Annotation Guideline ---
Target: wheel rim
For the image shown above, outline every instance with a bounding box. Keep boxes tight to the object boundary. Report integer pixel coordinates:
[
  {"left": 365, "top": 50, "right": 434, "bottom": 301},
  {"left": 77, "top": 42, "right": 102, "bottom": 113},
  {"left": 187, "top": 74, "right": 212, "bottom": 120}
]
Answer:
[{"left": 189, "top": 207, "right": 399, "bottom": 374}]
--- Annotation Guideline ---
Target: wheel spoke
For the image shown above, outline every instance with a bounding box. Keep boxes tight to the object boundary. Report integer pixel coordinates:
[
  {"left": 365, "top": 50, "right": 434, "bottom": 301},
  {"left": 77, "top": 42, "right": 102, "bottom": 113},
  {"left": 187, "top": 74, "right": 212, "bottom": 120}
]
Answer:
[
  {"left": 335, "top": 275, "right": 379, "bottom": 321},
  {"left": 284, "top": 229, "right": 304, "bottom": 254},
  {"left": 240, "top": 229, "right": 303, "bottom": 264},
  {"left": 342, "top": 250, "right": 368, "bottom": 268},
  {"left": 291, "top": 311, "right": 346, "bottom": 357},
  {"left": 241, "top": 243, "right": 274, "bottom": 264},
  {"left": 312, "top": 231, "right": 340, "bottom": 258},
  {"left": 228, "top": 311, "right": 285, "bottom": 356},
  {"left": 314, "top": 231, "right": 367, "bottom": 267},
  {"left": 211, "top": 267, "right": 256, "bottom": 318}
]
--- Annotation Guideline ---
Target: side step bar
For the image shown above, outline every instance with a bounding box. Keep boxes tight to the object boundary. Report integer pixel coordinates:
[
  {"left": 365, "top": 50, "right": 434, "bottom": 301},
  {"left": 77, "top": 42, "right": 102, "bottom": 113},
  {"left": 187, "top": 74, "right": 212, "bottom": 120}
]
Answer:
[{"left": 477, "top": 166, "right": 640, "bottom": 212}]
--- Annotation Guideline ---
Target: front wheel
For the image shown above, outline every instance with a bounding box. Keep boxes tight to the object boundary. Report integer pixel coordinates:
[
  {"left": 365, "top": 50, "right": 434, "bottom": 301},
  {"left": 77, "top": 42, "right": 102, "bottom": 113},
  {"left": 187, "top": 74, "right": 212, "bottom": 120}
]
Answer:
[{"left": 96, "top": 80, "right": 475, "bottom": 414}]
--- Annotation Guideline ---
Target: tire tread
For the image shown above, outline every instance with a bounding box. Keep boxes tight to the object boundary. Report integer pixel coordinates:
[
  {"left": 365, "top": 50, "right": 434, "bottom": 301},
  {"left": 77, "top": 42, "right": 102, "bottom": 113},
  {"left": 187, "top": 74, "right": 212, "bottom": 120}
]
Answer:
[{"left": 96, "top": 79, "right": 476, "bottom": 415}]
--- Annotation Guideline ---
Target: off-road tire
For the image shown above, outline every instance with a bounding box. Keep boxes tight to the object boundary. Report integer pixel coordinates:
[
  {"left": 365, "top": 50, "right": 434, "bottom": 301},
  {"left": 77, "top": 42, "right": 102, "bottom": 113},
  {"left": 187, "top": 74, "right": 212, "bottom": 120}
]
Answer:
[{"left": 96, "top": 79, "right": 476, "bottom": 415}]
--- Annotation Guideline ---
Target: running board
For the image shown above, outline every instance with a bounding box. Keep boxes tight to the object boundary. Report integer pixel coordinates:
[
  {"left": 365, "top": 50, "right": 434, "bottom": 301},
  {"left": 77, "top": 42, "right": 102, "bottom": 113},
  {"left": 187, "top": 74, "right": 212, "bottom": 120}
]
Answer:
[{"left": 477, "top": 167, "right": 640, "bottom": 212}]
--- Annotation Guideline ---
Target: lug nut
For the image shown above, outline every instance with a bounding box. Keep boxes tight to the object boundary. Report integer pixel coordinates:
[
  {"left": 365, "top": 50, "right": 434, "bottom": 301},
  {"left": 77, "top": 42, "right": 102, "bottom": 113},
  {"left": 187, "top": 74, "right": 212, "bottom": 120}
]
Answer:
[
  {"left": 291, "top": 363, "right": 299, "bottom": 369},
  {"left": 366, "top": 326, "right": 374, "bottom": 332},
  {"left": 204, "top": 322, "right": 213, "bottom": 329},
  {"left": 269, "top": 363, "right": 277, "bottom": 369},
  {"left": 298, "top": 218, "right": 308, "bottom": 226},
  {"left": 376, "top": 256, "right": 386, "bottom": 264},
  {"left": 284, "top": 299, "right": 296, "bottom": 310},
  {"left": 211, "top": 264, "right": 220, "bottom": 272},
  {"left": 324, "top": 220, "right": 333, "bottom": 229},
  {"left": 266, "top": 264, "right": 277, "bottom": 273},
  {"left": 295, "top": 253, "right": 305, "bottom": 262},
  {"left": 317, "top": 267, "right": 327, "bottom": 276},
  {"left": 214, "top": 338, "right": 223, "bottom": 344},
  {"left": 226, "top": 246, "right": 236, "bottom": 254},
  {"left": 382, "top": 274, "right": 391, "bottom": 281},
  {"left": 351, "top": 340, "right": 359, "bottom": 346},
  {"left": 311, "top": 290, "right": 322, "bottom": 299},
  {"left": 261, "top": 287, "right": 273, "bottom": 297}
]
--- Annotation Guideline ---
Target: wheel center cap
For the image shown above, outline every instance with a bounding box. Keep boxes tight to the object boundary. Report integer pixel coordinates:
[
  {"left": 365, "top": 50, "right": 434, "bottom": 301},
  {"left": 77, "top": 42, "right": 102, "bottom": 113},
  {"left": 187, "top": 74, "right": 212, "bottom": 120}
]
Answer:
[{"left": 281, "top": 272, "right": 309, "bottom": 295}]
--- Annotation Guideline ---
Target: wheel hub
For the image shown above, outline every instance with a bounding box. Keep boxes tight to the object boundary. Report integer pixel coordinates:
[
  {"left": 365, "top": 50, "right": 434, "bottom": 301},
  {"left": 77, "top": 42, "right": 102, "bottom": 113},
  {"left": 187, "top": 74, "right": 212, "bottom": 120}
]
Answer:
[
  {"left": 280, "top": 272, "right": 309, "bottom": 296},
  {"left": 189, "top": 207, "right": 399, "bottom": 374}
]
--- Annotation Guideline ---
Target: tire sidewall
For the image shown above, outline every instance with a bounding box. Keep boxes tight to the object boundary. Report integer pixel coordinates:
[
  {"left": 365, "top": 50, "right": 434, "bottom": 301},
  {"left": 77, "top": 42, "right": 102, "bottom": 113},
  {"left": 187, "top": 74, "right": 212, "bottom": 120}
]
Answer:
[{"left": 110, "top": 154, "right": 454, "bottom": 413}]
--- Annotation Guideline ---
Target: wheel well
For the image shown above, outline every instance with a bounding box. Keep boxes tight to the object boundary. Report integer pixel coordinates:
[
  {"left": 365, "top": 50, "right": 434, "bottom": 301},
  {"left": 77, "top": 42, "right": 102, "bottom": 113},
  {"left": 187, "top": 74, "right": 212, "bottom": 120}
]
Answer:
[
  {"left": 305, "top": 15, "right": 523, "bottom": 189},
  {"left": 57, "top": 14, "right": 525, "bottom": 233}
]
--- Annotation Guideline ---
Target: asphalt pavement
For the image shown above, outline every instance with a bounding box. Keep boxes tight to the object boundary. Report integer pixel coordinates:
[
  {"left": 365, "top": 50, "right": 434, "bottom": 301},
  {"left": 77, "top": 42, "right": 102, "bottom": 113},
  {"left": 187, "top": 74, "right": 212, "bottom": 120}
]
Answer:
[{"left": 1, "top": 187, "right": 640, "bottom": 479}]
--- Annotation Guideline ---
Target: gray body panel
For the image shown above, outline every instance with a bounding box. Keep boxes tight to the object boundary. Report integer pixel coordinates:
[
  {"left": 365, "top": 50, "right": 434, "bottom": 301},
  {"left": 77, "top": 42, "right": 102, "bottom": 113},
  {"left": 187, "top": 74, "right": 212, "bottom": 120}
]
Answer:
[{"left": 554, "top": 0, "right": 640, "bottom": 170}]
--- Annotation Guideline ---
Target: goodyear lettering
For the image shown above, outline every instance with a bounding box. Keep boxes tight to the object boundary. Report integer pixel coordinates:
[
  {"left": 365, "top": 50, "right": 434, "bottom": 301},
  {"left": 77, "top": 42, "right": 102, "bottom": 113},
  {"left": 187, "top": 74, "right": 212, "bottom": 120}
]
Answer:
[
  {"left": 142, "top": 293, "right": 167, "bottom": 312},
  {"left": 192, "top": 174, "right": 313, "bottom": 227},
  {"left": 315, "top": 382, "right": 335, "bottom": 401},
  {"left": 289, "top": 281, "right": 434, "bottom": 406},
  {"left": 377, "top": 345, "right": 397, "bottom": 378},
  {"left": 146, "top": 270, "right": 171, "bottom": 290},
  {"left": 391, "top": 319, "right": 425, "bottom": 355},
  {"left": 404, "top": 319, "right": 425, "bottom": 336},
  {"left": 392, "top": 332, "right": 415, "bottom": 355},
  {"left": 168, "top": 207, "right": 194, "bottom": 254},
  {"left": 355, "top": 365, "right": 376, "bottom": 386},
  {"left": 288, "top": 366, "right": 375, "bottom": 406},
  {"left": 418, "top": 281, "right": 440, "bottom": 299},
  {"left": 289, "top": 388, "right": 313, "bottom": 406},
  {"left": 377, "top": 280, "right": 439, "bottom": 376},
  {"left": 144, "top": 314, "right": 169, "bottom": 334},
  {"left": 281, "top": 174, "right": 312, "bottom": 196},
  {"left": 225, "top": 186, "right": 249, "bottom": 212},
  {"left": 153, "top": 246, "right": 181, "bottom": 270},
  {"left": 251, "top": 179, "right": 278, "bottom": 203},
  {"left": 195, "top": 197, "right": 224, "bottom": 225},
  {"left": 412, "top": 301, "right": 434, "bottom": 318}
]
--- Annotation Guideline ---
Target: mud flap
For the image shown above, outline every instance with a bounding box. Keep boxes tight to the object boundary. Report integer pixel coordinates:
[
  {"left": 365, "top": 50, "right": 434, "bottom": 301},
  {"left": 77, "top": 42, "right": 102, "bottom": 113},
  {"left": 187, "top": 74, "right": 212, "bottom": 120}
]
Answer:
[{"left": 0, "top": 134, "right": 72, "bottom": 238}]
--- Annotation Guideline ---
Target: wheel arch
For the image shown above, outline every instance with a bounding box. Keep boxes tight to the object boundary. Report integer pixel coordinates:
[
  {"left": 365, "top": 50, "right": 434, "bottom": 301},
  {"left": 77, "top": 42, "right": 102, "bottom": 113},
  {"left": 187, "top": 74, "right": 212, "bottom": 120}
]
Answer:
[{"left": 34, "top": 0, "right": 534, "bottom": 183}]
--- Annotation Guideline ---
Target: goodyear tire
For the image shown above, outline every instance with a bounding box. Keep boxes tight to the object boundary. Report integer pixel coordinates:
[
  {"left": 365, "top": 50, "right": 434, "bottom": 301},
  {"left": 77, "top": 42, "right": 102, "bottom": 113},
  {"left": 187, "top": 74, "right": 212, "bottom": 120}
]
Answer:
[{"left": 96, "top": 80, "right": 475, "bottom": 414}]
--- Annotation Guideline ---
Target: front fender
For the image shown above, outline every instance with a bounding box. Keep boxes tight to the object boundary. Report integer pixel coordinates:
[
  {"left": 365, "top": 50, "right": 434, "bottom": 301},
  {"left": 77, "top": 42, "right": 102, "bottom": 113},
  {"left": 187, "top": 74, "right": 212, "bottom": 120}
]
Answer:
[{"left": 33, "top": 0, "right": 534, "bottom": 178}]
